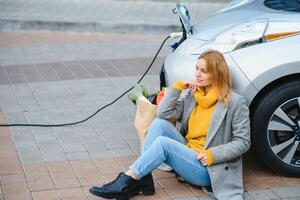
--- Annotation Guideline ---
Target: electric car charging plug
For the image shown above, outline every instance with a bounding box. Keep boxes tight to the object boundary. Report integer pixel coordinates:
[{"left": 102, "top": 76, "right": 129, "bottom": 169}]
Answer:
[
  {"left": 170, "top": 32, "right": 184, "bottom": 50},
  {"left": 170, "top": 32, "right": 183, "bottom": 38}
]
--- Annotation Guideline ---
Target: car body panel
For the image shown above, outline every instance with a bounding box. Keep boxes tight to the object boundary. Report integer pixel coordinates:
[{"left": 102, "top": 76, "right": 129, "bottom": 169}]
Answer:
[
  {"left": 190, "top": 1, "right": 300, "bottom": 41},
  {"left": 216, "top": 0, "right": 256, "bottom": 14},
  {"left": 190, "top": 0, "right": 274, "bottom": 40},
  {"left": 230, "top": 33, "right": 300, "bottom": 93}
]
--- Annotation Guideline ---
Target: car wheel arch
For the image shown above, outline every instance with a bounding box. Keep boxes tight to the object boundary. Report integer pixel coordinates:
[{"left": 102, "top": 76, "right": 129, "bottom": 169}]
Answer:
[{"left": 249, "top": 72, "right": 300, "bottom": 119}]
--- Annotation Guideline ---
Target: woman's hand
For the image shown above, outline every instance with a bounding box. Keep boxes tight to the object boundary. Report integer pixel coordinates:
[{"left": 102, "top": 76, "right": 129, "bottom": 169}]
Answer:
[
  {"left": 197, "top": 152, "right": 208, "bottom": 166},
  {"left": 183, "top": 81, "right": 201, "bottom": 92}
]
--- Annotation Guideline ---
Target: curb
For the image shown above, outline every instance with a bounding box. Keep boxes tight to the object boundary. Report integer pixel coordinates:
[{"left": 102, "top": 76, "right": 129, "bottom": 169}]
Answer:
[{"left": 0, "top": 19, "right": 180, "bottom": 33}]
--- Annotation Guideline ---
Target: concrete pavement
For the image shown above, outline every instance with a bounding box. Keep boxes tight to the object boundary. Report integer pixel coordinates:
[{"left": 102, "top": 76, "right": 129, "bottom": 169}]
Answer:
[
  {"left": 0, "top": 0, "right": 225, "bottom": 33},
  {"left": 0, "top": 0, "right": 300, "bottom": 199},
  {"left": 0, "top": 30, "right": 300, "bottom": 200}
]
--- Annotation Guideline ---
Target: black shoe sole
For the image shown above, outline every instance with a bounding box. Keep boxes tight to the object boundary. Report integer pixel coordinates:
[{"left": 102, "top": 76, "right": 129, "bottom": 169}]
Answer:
[
  {"left": 89, "top": 188, "right": 124, "bottom": 199},
  {"left": 130, "top": 187, "right": 155, "bottom": 197},
  {"left": 89, "top": 187, "right": 154, "bottom": 200}
]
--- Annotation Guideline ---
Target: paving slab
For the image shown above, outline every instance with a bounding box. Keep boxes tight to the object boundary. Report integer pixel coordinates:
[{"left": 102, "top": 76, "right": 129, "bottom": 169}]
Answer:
[
  {"left": 0, "top": 31, "right": 300, "bottom": 200},
  {"left": 271, "top": 185, "right": 300, "bottom": 199},
  {"left": 248, "top": 189, "right": 280, "bottom": 200}
]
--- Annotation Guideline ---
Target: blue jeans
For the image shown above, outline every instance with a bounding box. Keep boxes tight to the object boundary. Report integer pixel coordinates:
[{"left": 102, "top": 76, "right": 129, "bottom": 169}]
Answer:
[{"left": 130, "top": 118, "right": 211, "bottom": 186}]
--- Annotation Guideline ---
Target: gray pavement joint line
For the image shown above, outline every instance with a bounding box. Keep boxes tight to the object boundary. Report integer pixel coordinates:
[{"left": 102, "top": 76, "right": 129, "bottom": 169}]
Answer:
[
  {"left": 77, "top": 48, "right": 109, "bottom": 78},
  {"left": 9, "top": 67, "right": 61, "bottom": 187},
  {"left": 1, "top": 67, "right": 36, "bottom": 200},
  {"left": 21, "top": 65, "right": 72, "bottom": 199},
  {"left": 42, "top": 61, "right": 108, "bottom": 192},
  {"left": 186, "top": 184, "right": 205, "bottom": 199},
  {"left": 28, "top": 62, "right": 89, "bottom": 197},
  {"left": 79, "top": 136, "right": 111, "bottom": 184},
  {"left": 271, "top": 188, "right": 284, "bottom": 199},
  {"left": 22, "top": 85, "right": 63, "bottom": 200},
  {"left": 0, "top": 179, "right": 5, "bottom": 200},
  {"left": 79, "top": 126, "right": 130, "bottom": 186},
  {"left": 0, "top": 35, "right": 171, "bottom": 127}
]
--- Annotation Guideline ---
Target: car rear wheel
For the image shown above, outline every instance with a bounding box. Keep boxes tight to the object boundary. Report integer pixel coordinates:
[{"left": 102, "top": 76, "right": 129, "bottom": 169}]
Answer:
[{"left": 252, "top": 80, "right": 300, "bottom": 177}]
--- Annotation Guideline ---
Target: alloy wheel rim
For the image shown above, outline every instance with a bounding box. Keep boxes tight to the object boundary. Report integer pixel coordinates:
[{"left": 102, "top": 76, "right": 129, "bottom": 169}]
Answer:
[{"left": 267, "top": 97, "right": 300, "bottom": 168}]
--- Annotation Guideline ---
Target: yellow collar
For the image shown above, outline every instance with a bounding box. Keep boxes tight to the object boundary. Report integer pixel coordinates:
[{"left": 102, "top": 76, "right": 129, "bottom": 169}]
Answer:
[{"left": 193, "top": 88, "right": 219, "bottom": 108}]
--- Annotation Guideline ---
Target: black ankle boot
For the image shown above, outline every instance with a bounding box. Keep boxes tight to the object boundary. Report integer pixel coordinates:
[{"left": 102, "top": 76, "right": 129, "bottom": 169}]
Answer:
[
  {"left": 89, "top": 172, "right": 155, "bottom": 200},
  {"left": 130, "top": 173, "right": 155, "bottom": 197}
]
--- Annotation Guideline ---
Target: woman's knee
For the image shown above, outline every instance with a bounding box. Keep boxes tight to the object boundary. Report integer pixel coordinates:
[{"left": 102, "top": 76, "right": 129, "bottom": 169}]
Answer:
[
  {"left": 150, "top": 118, "right": 172, "bottom": 131},
  {"left": 153, "top": 136, "right": 173, "bottom": 150},
  {"left": 146, "top": 118, "right": 165, "bottom": 138},
  {"left": 144, "top": 119, "right": 170, "bottom": 151}
]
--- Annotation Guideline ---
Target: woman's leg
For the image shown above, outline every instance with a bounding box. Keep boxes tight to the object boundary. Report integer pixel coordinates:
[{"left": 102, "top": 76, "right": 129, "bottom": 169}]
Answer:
[
  {"left": 144, "top": 118, "right": 186, "bottom": 151},
  {"left": 143, "top": 118, "right": 185, "bottom": 171},
  {"left": 130, "top": 136, "right": 211, "bottom": 186}
]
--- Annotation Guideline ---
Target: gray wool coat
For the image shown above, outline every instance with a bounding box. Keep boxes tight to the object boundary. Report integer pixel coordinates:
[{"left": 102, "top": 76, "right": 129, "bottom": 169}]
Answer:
[{"left": 156, "top": 87, "right": 251, "bottom": 200}]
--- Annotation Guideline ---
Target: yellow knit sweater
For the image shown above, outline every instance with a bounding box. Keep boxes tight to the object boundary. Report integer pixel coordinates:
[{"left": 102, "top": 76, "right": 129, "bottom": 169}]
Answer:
[{"left": 172, "top": 80, "right": 218, "bottom": 166}]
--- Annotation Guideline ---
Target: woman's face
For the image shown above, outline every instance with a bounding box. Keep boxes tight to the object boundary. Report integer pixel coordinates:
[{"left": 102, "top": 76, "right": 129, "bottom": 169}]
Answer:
[{"left": 195, "top": 58, "right": 213, "bottom": 88}]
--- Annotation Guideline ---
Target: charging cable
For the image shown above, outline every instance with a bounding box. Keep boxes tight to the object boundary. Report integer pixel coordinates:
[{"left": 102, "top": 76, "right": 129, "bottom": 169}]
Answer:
[{"left": 0, "top": 35, "right": 173, "bottom": 127}]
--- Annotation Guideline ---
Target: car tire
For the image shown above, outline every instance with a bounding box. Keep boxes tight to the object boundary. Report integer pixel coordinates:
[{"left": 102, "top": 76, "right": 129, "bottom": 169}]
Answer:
[{"left": 252, "top": 80, "right": 300, "bottom": 177}]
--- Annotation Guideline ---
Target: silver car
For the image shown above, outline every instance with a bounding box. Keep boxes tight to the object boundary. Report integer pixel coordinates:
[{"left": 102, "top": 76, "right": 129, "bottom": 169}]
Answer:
[{"left": 161, "top": 0, "right": 300, "bottom": 177}]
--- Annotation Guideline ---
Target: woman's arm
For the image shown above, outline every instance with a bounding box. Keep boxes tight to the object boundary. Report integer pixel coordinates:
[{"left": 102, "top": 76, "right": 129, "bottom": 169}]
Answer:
[
  {"left": 156, "top": 81, "right": 186, "bottom": 121},
  {"left": 209, "top": 96, "right": 251, "bottom": 164}
]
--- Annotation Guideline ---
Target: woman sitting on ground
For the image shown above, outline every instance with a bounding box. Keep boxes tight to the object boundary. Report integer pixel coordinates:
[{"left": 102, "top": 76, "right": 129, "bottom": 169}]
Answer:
[{"left": 89, "top": 50, "right": 251, "bottom": 200}]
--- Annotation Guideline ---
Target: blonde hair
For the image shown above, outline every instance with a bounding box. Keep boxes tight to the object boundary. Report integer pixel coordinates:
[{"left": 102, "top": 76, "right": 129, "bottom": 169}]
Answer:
[{"left": 198, "top": 49, "right": 232, "bottom": 105}]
